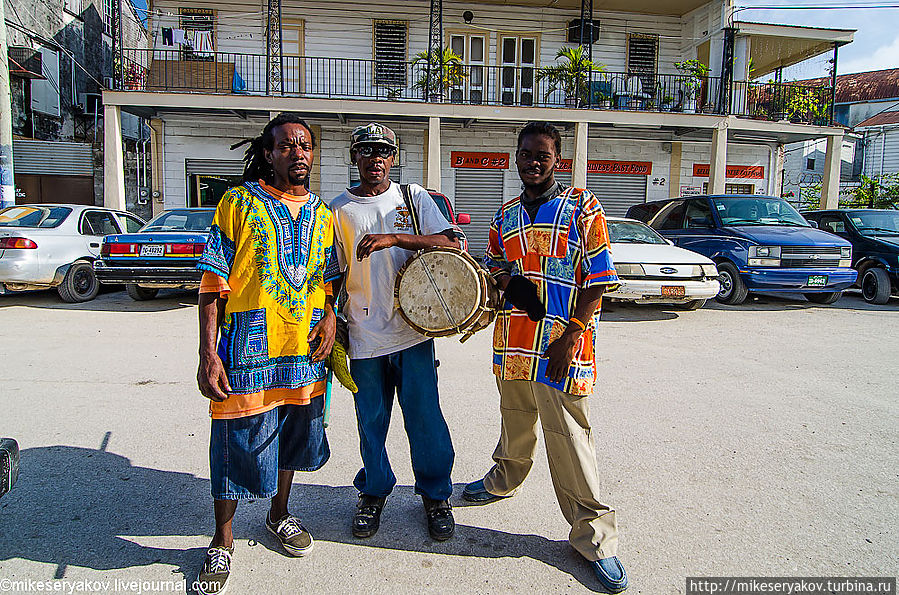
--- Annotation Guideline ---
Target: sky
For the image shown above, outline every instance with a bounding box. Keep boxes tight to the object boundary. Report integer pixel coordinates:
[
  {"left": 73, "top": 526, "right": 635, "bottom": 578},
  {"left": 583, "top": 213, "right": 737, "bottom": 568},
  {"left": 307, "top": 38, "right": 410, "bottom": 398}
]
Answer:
[
  {"left": 125, "top": 0, "right": 896, "bottom": 77},
  {"left": 737, "top": 0, "right": 899, "bottom": 76}
]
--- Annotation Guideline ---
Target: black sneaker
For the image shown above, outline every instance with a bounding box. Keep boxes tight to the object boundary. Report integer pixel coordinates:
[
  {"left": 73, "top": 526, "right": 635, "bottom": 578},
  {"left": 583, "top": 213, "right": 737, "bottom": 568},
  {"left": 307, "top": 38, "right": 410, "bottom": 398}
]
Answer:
[
  {"left": 266, "top": 512, "right": 314, "bottom": 556},
  {"left": 423, "top": 497, "right": 455, "bottom": 541},
  {"left": 352, "top": 494, "right": 386, "bottom": 538},
  {"left": 196, "top": 545, "right": 233, "bottom": 595}
]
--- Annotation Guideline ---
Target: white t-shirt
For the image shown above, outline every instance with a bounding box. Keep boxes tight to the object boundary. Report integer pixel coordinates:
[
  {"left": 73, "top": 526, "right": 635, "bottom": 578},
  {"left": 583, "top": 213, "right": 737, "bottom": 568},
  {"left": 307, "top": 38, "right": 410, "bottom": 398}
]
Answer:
[{"left": 329, "top": 182, "right": 454, "bottom": 359}]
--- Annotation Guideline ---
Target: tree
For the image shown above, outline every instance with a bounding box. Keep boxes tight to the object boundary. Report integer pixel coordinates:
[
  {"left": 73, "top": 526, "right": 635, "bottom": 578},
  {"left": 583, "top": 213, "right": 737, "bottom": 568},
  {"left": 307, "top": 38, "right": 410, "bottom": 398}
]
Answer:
[
  {"left": 411, "top": 48, "right": 466, "bottom": 100},
  {"left": 537, "top": 46, "right": 605, "bottom": 106},
  {"left": 799, "top": 173, "right": 899, "bottom": 210}
]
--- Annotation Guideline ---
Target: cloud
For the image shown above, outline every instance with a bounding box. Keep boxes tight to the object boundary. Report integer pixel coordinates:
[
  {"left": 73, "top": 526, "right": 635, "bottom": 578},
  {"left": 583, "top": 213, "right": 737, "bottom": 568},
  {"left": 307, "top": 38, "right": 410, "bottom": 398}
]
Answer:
[{"left": 839, "top": 35, "right": 899, "bottom": 74}]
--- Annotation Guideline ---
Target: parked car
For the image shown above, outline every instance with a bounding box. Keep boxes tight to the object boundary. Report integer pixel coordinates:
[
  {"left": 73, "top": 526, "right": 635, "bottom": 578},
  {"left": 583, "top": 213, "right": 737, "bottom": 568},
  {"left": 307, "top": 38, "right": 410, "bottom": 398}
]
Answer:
[
  {"left": 0, "top": 204, "right": 145, "bottom": 302},
  {"left": 803, "top": 208, "right": 899, "bottom": 304},
  {"left": 427, "top": 189, "right": 471, "bottom": 227},
  {"left": 605, "top": 217, "right": 720, "bottom": 309},
  {"left": 627, "top": 195, "right": 857, "bottom": 305},
  {"left": 95, "top": 208, "right": 214, "bottom": 300}
]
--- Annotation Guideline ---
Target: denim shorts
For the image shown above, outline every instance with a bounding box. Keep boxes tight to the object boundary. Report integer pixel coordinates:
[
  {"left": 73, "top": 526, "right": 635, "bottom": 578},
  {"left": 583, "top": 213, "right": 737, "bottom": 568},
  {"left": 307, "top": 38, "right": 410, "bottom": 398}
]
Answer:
[{"left": 209, "top": 397, "right": 330, "bottom": 500}]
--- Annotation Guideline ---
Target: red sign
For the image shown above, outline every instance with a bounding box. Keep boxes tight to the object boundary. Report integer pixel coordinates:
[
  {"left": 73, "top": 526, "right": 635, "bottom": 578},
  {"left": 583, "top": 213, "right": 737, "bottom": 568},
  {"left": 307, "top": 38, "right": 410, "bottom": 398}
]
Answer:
[
  {"left": 692, "top": 164, "right": 765, "bottom": 179},
  {"left": 557, "top": 159, "right": 652, "bottom": 175},
  {"left": 451, "top": 151, "right": 509, "bottom": 169}
]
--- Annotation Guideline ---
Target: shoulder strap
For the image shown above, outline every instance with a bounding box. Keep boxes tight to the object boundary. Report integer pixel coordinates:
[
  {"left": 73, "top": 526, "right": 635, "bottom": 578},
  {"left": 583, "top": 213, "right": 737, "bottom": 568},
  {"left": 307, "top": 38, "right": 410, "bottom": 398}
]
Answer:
[{"left": 400, "top": 184, "right": 422, "bottom": 236}]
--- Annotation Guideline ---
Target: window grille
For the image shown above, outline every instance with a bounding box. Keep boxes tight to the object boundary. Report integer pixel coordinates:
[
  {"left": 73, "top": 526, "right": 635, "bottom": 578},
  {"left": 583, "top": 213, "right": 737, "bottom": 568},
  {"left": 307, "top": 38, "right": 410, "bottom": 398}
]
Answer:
[
  {"left": 627, "top": 33, "right": 658, "bottom": 95},
  {"left": 374, "top": 20, "right": 407, "bottom": 87}
]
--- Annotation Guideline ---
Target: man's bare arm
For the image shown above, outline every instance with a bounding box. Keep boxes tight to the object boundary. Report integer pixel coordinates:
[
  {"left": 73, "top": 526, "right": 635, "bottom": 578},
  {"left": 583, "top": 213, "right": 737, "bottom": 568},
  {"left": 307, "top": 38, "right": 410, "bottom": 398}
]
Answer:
[
  {"left": 543, "top": 285, "right": 606, "bottom": 383},
  {"left": 197, "top": 292, "right": 231, "bottom": 401},
  {"left": 356, "top": 229, "right": 460, "bottom": 260}
]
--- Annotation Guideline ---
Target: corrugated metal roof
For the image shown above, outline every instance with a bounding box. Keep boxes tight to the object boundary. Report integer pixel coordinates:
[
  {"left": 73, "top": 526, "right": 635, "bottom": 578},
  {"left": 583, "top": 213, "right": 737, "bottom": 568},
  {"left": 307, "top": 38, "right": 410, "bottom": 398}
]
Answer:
[
  {"left": 798, "top": 68, "right": 899, "bottom": 103},
  {"left": 855, "top": 111, "right": 899, "bottom": 128}
]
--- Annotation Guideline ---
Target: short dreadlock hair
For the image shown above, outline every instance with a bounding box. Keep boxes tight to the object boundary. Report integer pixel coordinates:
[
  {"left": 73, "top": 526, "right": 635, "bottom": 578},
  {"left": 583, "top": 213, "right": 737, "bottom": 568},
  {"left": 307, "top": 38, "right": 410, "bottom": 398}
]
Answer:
[
  {"left": 517, "top": 121, "right": 562, "bottom": 157},
  {"left": 231, "top": 113, "right": 316, "bottom": 184}
]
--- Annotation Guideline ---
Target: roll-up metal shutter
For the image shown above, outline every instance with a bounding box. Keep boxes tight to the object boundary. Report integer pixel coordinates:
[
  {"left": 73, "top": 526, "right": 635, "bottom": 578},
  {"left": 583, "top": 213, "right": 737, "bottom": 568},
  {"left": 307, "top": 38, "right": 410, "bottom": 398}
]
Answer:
[
  {"left": 185, "top": 159, "right": 245, "bottom": 177},
  {"left": 554, "top": 171, "right": 646, "bottom": 216},
  {"left": 13, "top": 140, "right": 93, "bottom": 176},
  {"left": 454, "top": 169, "right": 505, "bottom": 258},
  {"left": 586, "top": 173, "right": 646, "bottom": 216}
]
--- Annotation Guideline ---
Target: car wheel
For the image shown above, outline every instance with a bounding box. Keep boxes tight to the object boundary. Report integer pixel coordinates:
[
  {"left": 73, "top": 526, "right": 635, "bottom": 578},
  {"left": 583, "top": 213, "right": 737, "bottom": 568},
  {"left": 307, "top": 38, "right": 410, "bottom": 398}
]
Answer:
[
  {"left": 804, "top": 291, "right": 841, "bottom": 305},
  {"left": 126, "top": 284, "right": 159, "bottom": 301},
  {"left": 57, "top": 261, "right": 99, "bottom": 303},
  {"left": 677, "top": 299, "right": 706, "bottom": 310},
  {"left": 715, "top": 262, "right": 748, "bottom": 305},
  {"left": 861, "top": 267, "right": 891, "bottom": 305}
]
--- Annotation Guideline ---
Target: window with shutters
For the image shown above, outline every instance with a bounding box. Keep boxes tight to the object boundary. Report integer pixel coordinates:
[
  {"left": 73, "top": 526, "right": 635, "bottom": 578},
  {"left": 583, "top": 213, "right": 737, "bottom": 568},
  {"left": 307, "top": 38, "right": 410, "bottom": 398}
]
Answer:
[
  {"left": 373, "top": 20, "right": 408, "bottom": 87},
  {"left": 448, "top": 32, "right": 487, "bottom": 104},
  {"left": 65, "top": 0, "right": 82, "bottom": 16},
  {"left": 627, "top": 33, "right": 658, "bottom": 97},
  {"left": 103, "top": 0, "right": 114, "bottom": 36}
]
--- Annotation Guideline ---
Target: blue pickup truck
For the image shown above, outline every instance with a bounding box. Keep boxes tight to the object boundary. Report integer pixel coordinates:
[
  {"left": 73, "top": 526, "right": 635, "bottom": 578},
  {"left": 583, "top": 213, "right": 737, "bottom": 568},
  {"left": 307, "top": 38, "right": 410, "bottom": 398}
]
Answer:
[{"left": 626, "top": 195, "right": 857, "bottom": 305}]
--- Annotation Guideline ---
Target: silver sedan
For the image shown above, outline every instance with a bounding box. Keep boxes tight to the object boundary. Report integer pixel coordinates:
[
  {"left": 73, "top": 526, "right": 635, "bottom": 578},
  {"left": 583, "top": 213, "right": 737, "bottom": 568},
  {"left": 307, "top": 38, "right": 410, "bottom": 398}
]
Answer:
[{"left": 0, "top": 204, "right": 145, "bottom": 302}]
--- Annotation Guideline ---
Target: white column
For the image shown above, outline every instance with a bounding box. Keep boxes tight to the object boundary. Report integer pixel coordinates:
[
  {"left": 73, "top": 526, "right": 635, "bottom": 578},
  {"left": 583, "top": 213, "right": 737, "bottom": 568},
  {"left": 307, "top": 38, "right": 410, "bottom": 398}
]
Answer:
[
  {"left": 572, "top": 121, "right": 588, "bottom": 188},
  {"left": 426, "top": 116, "right": 441, "bottom": 192},
  {"left": 708, "top": 121, "right": 728, "bottom": 195},
  {"left": 104, "top": 104, "right": 126, "bottom": 210},
  {"left": 820, "top": 133, "right": 843, "bottom": 209}
]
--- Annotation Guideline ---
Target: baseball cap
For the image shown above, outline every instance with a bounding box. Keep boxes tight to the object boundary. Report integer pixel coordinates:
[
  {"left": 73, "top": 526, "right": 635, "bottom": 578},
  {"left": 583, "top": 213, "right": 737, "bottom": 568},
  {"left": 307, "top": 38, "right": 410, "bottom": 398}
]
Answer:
[{"left": 350, "top": 123, "right": 398, "bottom": 150}]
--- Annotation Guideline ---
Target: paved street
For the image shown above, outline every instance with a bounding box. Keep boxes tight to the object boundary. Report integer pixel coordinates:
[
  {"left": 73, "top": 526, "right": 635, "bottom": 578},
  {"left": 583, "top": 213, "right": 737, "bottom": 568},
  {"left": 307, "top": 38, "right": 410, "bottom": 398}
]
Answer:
[{"left": 0, "top": 289, "right": 896, "bottom": 594}]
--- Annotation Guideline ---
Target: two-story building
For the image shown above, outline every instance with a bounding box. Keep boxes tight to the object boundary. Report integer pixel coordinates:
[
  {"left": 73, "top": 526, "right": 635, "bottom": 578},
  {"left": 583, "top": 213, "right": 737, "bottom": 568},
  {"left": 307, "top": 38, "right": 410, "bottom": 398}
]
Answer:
[{"left": 102, "top": 0, "right": 853, "bottom": 254}]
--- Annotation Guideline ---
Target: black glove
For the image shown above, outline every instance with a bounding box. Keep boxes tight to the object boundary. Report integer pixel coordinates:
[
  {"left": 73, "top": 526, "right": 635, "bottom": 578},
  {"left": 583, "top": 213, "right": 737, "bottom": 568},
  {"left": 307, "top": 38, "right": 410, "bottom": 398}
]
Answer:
[{"left": 504, "top": 275, "right": 546, "bottom": 322}]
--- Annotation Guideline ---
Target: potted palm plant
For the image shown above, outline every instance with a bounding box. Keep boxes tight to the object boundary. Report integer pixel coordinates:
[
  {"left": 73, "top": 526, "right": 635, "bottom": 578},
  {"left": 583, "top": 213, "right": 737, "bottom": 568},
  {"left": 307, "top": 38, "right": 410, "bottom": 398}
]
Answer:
[
  {"left": 674, "top": 59, "right": 710, "bottom": 113},
  {"left": 412, "top": 47, "right": 467, "bottom": 102},
  {"left": 537, "top": 46, "right": 605, "bottom": 108}
]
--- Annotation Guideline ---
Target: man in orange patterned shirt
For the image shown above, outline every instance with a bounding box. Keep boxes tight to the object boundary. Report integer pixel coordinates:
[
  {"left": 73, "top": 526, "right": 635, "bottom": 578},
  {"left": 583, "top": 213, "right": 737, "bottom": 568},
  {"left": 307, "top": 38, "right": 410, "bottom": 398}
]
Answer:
[{"left": 463, "top": 122, "right": 628, "bottom": 593}]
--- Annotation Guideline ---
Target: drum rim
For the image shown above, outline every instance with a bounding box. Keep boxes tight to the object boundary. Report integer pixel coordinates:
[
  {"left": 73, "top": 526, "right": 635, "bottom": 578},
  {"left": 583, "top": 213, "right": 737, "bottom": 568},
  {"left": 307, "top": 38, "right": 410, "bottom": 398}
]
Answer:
[{"left": 394, "top": 247, "right": 487, "bottom": 337}]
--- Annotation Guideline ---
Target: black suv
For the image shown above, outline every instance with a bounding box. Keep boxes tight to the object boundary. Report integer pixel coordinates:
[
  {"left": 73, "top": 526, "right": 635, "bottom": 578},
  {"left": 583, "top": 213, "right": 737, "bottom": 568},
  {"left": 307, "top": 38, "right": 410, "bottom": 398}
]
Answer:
[{"left": 803, "top": 209, "right": 899, "bottom": 304}]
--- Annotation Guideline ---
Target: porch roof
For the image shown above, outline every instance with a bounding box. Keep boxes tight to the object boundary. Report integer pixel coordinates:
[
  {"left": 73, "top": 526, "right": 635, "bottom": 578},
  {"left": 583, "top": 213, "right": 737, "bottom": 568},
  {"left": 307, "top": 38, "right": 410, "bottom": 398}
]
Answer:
[
  {"left": 736, "top": 21, "right": 855, "bottom": 79},
  {"left": 469, "top": 0, "right": 708, "bottom": 16}
]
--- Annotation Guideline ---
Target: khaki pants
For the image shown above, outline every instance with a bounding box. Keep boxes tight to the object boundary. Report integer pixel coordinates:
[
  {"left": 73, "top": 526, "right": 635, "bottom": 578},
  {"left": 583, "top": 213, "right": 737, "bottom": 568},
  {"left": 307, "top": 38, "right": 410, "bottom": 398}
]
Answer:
[{"left": 483, "top": 377, "right": 618, "bottom": 561}]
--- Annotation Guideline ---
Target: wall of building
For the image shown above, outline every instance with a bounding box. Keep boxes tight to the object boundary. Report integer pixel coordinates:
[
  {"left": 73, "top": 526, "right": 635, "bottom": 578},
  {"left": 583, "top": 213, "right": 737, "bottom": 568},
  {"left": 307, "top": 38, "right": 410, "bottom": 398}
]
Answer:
[
  {"left": 858, "top": 126, "right": 899, "bottom": 177},
  {"left": 781, "top": 137, "right": 856, "bottom": 203}
]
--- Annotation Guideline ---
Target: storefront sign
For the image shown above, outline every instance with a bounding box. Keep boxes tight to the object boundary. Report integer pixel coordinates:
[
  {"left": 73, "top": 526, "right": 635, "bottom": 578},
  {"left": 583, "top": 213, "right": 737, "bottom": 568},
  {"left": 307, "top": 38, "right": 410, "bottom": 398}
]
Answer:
[
  {"left": 680, "top": 186, "right": 702, "bottom": 196},
  {"left": 692, "top": 164, "right": 765, "bottom": 179},
  {"left": 451, "top": 152, "right": 510, "bottom": 169},
  {"left": 557, "top": 160, "right": 652, "bottom": 175}
]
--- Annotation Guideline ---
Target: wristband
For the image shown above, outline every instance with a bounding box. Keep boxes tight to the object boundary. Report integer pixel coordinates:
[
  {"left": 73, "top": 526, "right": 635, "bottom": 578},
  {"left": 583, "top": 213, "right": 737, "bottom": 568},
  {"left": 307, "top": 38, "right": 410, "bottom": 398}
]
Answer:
[{"left": 568, "top": 317, "right": 587, "bottom": 332}]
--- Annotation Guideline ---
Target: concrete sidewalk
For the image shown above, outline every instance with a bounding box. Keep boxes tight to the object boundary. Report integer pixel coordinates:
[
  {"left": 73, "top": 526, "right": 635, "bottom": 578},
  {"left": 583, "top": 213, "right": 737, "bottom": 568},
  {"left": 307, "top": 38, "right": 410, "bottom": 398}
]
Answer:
[{"left": 0, "top": 290, "right": 896, "bottom": 594}]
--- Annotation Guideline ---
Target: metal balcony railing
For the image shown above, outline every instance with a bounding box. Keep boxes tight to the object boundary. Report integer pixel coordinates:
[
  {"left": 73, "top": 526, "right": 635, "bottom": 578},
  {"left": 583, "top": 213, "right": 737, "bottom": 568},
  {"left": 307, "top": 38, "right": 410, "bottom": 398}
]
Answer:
[{"left": 116, "top": 48, "right": 833, "bottom": 126}]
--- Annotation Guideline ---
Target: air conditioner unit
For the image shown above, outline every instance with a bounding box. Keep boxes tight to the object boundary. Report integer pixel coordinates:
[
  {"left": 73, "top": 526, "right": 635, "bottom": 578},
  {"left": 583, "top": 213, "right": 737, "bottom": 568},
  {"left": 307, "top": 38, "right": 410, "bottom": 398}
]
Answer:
[
  {"left": 78, "top": 92, "right": 103, "bottom": 113},
  {"left": 567, "top": 19, "right": 600, "bottom": 44}
]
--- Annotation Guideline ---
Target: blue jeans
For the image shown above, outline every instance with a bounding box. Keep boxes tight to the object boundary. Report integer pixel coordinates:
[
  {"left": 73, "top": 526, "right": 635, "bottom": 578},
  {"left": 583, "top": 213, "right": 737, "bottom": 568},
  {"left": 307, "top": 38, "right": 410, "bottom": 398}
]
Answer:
[{"left": 349, "top": 339, "right": 454, "bottom": 501}]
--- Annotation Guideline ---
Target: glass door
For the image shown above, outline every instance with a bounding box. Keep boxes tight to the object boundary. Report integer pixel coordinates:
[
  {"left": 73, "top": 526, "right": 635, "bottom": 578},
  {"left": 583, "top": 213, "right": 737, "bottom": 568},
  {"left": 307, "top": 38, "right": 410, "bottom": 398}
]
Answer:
[
  {"left": 449, "top": 33, "right": 486, "bottom": 104},
  {"left": 499, "top": 36, "right": 536, "bottom": 106}
]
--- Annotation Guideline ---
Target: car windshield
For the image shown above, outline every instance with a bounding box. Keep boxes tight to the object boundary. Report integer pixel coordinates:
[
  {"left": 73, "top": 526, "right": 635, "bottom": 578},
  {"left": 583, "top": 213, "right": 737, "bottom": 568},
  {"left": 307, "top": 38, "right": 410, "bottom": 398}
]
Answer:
[
  {"left": 142, "top": 210, "right": 214, "bottom": 232},
  {"left": 712, "top": 197, "right": 809, "bottom": 227},
  {"left": 608, "top": 220, "right": 668, "bottom": 244},
  {"left": 848, "top": 211, "right": 899, "bottom": 236},
  {"left": 0, "top": 206, "right": 72, "bottom": 228}
]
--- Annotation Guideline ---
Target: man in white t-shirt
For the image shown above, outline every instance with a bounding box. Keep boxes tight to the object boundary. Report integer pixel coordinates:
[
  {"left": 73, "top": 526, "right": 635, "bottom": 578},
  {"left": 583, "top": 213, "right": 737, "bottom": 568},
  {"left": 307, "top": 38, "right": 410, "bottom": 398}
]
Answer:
[{"left": 329, "top": 123, "right": 461, "bottom": 542}]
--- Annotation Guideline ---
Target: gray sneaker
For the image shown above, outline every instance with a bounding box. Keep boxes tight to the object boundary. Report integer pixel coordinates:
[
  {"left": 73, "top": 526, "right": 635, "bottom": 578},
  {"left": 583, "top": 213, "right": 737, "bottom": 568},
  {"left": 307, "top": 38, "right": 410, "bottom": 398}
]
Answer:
[
  {"left": 266, "top": 513, "right": 314, "bottom": 556},
  {"left": 196, "top": 545, "right": 232, "bottom": 595}
]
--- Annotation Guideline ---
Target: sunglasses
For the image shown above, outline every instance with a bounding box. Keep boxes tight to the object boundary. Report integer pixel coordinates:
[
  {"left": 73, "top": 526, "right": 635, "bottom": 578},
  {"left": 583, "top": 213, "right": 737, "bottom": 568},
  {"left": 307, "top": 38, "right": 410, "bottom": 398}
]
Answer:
[{"left": 355, "top": 145, "right": 396, "bottom": 158}]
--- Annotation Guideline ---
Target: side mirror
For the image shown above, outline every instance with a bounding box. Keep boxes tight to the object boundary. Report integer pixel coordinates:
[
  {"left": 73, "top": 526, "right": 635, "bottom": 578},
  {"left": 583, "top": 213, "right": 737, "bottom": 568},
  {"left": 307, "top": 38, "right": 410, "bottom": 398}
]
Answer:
[
  {"left": 0, "top": 438, "right": 20, "bottom": 499},
  {"left": 807, "top": 220, "right": 819, "bottom": 229},
  {"left": 456, "top": 213, "right": 471, "bottom": 225}
]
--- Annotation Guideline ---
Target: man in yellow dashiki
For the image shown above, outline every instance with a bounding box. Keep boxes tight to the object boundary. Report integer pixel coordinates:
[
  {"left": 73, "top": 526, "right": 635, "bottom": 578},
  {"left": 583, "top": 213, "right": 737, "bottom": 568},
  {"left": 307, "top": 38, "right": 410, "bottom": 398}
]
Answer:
[
  {"left": 194, "top": 113, "right": 340, "bottom": 595},
  {"left": 462, "top": 122, "right": 627, "bottom": 593}
]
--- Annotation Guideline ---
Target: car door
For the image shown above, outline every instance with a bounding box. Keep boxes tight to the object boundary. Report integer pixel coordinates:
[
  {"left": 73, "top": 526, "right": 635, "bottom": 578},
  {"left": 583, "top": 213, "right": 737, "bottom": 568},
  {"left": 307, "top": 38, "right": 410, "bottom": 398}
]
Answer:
[
  {"left": 675, "top": 198, "right": 718, "bottom": 256},
  {"left": 80, "top": 210, "right": 122, "bottom": 258}
]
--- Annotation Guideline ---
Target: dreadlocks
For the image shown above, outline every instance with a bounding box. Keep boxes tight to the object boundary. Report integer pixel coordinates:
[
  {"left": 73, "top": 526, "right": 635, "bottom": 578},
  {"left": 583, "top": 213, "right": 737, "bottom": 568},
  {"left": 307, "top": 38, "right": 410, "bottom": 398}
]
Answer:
[{"left": 230, "top": 113, "right": 317, "bottom": 184}]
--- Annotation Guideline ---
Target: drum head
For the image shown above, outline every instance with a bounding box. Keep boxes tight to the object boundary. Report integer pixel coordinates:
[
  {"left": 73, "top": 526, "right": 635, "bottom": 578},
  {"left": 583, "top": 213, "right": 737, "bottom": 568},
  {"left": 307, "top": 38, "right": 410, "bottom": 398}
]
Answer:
[{"left": 396, "top": 249, "right": 482, "bottom": 336}]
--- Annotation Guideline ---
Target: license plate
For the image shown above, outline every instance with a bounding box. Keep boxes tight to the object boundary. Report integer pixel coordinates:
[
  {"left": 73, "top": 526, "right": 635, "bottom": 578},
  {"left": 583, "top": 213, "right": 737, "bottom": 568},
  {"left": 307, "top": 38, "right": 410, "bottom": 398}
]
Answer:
[
  {"left": 140, "top": 244, "right": 164, "bottom": 257},
  {"left": 661, "top": 286, "right": 686, "bottom": 298},
  {"left": 807, "top": 275, "right": 828, "bottom": 287}
]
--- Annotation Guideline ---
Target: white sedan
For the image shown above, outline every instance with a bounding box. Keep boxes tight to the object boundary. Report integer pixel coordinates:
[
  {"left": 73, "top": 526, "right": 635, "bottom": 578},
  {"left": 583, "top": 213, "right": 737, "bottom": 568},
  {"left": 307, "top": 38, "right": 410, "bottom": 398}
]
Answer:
[{"left": 606, "top": 217, "right": 720, "bottom": 309}]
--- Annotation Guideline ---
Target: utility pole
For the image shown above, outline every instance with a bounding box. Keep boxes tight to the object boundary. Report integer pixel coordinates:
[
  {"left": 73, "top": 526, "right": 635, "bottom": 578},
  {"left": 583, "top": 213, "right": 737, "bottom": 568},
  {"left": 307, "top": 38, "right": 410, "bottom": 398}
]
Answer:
[{"left": 0, "top": 0, "right": 15, "bottom": 208}]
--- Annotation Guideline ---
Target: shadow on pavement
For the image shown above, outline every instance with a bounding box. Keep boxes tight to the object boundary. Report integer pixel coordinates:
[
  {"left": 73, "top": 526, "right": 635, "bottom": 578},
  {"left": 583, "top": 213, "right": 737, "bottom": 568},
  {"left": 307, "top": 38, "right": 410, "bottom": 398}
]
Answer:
[
  {"left": 0, "top": 288, "right": 197, "bottom": 312},
  {"left": 600, "top": 302, "right": 680, "bottom": 322},
  {"left": 0, "top": 443, "right": 605, "bottom": 592},
  {"left": 704, "top": 291, "right": 897, "bottom": 312}
]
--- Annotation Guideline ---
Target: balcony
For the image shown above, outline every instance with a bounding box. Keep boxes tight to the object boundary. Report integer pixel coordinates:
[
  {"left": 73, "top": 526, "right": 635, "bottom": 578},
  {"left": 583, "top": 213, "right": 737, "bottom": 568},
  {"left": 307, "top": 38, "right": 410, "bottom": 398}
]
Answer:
[{"left": 118, "top": 49, "right": 834, "bottom": 126}]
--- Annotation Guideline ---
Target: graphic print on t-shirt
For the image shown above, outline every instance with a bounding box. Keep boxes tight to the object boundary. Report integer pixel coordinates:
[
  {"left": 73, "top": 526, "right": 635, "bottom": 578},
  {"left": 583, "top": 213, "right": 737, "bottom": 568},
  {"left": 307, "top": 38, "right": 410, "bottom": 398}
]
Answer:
[{"left": 395, "top": 205, "right": 412, "bottom": 231}]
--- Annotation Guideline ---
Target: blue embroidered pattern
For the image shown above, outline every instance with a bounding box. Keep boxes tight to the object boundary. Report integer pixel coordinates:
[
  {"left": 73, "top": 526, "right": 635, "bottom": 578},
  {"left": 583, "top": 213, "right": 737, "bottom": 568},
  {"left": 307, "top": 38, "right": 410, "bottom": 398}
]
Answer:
[
  {"left": 197, "top": 223, "right": 236, "bottom": 278},
  {"left": 226, "top": 355, "right": 327, "bottom": 394},
  {"left": 228, "top": 309, "right": 269, "bottom": 367}
]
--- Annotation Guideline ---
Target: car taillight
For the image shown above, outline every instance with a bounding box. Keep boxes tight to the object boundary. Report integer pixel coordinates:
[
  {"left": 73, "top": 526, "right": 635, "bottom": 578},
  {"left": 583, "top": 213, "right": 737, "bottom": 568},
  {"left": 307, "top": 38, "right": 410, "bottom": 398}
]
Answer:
[
  {"left": 102, "top": 243, "right": 135, "bottom": 256},
  {"left": 168, "top": 243, "right": 195, "bottom": 255},
  {"left": 0, "top": 237, "right": 37, "bottom": 249},
  {"left": 194, "top": 243, "right": 206, "bottom": 256}
]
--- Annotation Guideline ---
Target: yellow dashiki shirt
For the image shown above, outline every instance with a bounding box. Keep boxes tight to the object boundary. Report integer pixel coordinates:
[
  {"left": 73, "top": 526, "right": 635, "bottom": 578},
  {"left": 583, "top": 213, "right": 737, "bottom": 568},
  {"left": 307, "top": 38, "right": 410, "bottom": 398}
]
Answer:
[
  {"left": 197, "top": 181, "right": 340, "bottom": 420},
  {"left": 485, "top": 186, "right": 619, "bottom": 396}
]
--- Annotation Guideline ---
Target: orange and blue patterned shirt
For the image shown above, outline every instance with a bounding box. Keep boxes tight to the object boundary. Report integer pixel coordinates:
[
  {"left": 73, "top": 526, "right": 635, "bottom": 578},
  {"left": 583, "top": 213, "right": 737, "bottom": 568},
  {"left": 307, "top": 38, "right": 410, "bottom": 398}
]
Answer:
[{"left": 485, "top": 186, "right": 619, "bottom": 396}]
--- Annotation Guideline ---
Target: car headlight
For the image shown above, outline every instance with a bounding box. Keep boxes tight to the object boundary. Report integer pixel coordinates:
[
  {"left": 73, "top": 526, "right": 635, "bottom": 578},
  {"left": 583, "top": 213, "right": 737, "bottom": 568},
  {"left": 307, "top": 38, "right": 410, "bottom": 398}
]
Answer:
[
  {"left": 840, "top": 247, "right": 851, "bottom": 259},
  {"left": 615, "top": 263, "right": 645, "bottom": 277},
  {"left": 749, "top": 246, "right": 781, "bottom": 258},
  {"left": 700, "top": 264, "right": 718, "bottom": 277}
]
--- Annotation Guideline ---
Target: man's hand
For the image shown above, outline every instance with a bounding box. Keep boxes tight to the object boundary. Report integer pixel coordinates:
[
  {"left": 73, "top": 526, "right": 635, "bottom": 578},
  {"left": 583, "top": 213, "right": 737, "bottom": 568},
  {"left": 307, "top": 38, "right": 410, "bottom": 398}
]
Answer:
[
  {"left": 543, "top": 329, "right": 581, "bottom": 383},
  {"left": 197, "top": 352, "right": 231, "bottom": 402},
  {"left": 356, "top": 233, "right": 397, "bottom": 260},
  {"left": 308, "top": 306, "right": 336, "bottom": 362}
]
